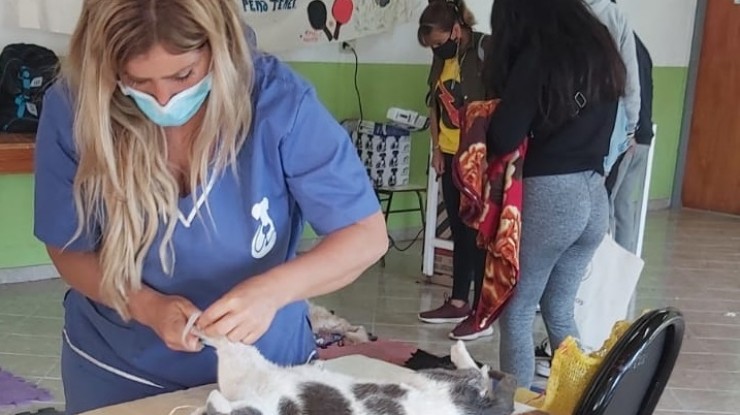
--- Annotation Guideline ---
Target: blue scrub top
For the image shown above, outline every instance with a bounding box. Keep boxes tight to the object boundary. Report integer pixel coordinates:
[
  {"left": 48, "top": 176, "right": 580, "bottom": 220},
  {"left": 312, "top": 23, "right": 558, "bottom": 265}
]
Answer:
[{"left": 33, "top": 52, "right": 379, "bottom": 390}]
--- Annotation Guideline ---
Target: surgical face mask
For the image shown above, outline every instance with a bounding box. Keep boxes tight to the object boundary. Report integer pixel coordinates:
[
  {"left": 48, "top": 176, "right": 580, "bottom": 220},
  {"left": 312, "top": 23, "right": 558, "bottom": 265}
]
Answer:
[
  {"left": 432, "top": 34, "right": 458, "bottom": 60},
  {"left": 118, "top": 73, "right": 213, "bottom": 127}
]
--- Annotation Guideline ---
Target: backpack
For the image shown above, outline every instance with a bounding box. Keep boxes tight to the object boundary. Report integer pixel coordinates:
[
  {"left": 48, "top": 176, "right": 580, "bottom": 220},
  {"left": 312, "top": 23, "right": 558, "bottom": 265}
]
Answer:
[{"left": 0, "top": 43, "right": 60, "bottom": 134}]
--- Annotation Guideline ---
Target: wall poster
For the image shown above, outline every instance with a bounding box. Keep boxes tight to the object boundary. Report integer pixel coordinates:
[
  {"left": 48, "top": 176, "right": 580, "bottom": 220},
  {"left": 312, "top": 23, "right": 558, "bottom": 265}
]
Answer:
[{"left": 10, "top": 0, "right": 424, "bottom": 53}]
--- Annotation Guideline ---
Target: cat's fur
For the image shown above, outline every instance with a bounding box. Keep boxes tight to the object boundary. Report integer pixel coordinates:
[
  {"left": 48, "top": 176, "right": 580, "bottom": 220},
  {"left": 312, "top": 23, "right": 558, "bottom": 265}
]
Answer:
[
  {"left": 195, "top": 338, "right": 517, "bottom": 415},
  {"left": 307, "top": 302, "right": 371, "bottom": 345}
]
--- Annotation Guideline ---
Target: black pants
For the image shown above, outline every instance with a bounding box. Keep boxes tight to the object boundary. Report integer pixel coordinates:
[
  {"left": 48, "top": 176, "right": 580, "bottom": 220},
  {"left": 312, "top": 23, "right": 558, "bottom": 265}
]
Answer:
[{"left": 441, "top": 154, "right": 487, "bottom": 307}]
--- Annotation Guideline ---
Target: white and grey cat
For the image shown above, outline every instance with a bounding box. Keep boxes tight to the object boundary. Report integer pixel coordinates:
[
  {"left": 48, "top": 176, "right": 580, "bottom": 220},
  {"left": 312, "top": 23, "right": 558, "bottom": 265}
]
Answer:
[{"left": 194, "top": 338, "right": 517, "bottom": 415}]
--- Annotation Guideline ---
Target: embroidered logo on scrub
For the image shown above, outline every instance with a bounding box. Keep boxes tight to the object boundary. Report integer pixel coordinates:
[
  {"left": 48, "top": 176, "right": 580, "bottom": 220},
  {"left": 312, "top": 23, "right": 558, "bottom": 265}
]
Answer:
[{"left": 251, "top": 197, "right": 277, "bottom": 259}]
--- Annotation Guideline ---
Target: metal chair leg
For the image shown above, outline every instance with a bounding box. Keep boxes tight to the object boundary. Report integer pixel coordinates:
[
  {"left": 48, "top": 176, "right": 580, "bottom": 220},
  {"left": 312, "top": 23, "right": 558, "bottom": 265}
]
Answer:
[{"left": 380, "top": 191, "right": 394, "bottom": 268}]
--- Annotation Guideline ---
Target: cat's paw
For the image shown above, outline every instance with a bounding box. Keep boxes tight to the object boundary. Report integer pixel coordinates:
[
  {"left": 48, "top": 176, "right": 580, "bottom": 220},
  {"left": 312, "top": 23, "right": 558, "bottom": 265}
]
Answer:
[
  {"left": 205, "top": 336, "right": 232, "bottom": 350},
  {"left": 205, "top": 390, "right": 232, "bottom": 415},
  {"left": 450, "top": 340, "right": 477, "bottom": 370}
]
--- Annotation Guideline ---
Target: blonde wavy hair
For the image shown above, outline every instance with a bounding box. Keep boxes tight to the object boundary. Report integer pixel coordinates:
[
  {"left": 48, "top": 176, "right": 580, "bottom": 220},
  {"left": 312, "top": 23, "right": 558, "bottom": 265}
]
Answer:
[{"left": 65, "top": 0, "right": 254, "bottom": 318}]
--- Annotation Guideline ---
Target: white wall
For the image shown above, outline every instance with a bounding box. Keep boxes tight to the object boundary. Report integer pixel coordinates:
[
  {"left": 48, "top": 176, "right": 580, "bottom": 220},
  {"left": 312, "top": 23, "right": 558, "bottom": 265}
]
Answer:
[
  {"left": 619, "top": 0, "right": 697, "bottom": 67},
  {"left": 0, "top": 1, "right": 69, "bottom": 54},
  {"left": 0, "top": 0, "right": 697, "bottom": 67}
]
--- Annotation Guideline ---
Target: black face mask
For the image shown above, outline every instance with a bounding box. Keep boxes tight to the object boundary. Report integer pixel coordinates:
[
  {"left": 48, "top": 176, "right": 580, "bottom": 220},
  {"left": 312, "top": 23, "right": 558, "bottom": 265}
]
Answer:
[{"left": 432, "top": 35, "right": 458, "bottom": 60}]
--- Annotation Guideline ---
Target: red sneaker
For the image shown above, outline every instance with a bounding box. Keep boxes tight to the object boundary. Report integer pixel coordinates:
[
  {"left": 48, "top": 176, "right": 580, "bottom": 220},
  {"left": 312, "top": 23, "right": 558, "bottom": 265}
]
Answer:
[
  {"left": 418, "top": 296, "right": 471, "bottom": 324},
  {"left": 449, "top": 313, "right": 494, "bottom": 341}
]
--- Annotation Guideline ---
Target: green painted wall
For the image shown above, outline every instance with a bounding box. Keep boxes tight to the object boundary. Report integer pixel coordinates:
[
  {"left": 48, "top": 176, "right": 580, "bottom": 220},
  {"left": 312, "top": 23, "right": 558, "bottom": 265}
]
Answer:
[
  {"left": 650, "top": 67, "right": 688, "bottom": 200},
  {"left": 0, "top": 175, "right": 46, "bottom": 267},
  {"left": 0, "top": 62, "right": 689, "bottom": 269}
]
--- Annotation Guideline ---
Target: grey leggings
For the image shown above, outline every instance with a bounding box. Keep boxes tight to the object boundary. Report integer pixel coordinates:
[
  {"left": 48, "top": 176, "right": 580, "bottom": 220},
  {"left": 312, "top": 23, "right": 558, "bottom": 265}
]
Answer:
[{"left": 499, "top": 171, "right": 608, "bottom": 388}]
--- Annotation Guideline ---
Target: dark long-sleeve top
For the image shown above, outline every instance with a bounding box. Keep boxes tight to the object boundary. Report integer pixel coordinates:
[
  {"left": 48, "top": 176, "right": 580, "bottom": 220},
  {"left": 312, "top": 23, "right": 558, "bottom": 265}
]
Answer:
[
  {"left": 486, "top": 49, "right": 618, "bottom": 177},
  {"left": 634, "top": 34, "right": 654, "bottom": 145}
]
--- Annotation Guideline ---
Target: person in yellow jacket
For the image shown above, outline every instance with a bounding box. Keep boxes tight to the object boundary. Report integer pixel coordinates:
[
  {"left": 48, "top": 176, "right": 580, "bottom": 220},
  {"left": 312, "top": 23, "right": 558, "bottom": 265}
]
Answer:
[{"left": 416, "top": 0, "right": 492, "bottom": 341}]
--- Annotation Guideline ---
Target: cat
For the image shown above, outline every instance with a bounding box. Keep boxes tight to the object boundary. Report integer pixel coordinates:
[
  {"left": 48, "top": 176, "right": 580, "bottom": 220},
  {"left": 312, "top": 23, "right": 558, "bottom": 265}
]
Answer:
[
  {"left": 307, "top": 302, "right": 372, "bottom": 346},
  {"left": 193, "top": 338, "right": 517, "bottom": 415}
]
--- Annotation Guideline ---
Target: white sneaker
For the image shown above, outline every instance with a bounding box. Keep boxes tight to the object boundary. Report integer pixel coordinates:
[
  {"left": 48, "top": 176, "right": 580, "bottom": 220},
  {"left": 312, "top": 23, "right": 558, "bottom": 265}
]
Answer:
[{"left": 535, "top": 360, "right": 551, "bottom": 378}]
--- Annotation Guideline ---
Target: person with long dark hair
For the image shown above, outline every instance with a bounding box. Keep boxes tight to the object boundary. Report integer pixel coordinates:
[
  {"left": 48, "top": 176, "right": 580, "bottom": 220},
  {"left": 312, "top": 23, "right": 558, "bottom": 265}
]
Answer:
[
  {"left": 483, "top": 0, "right": 627, "bottom": 388},
  {"left": 416, "top": 0, "right": 493, "bottom": 341}
]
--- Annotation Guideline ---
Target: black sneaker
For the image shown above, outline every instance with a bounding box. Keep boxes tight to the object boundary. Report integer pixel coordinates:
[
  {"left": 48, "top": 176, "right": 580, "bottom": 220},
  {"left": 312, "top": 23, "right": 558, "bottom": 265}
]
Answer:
[
  {"left": 535, "top": 338, "right": 552, "bottom": 360},
  {"left": 534, "top": 338, "right": 552, "bottom": 378}
]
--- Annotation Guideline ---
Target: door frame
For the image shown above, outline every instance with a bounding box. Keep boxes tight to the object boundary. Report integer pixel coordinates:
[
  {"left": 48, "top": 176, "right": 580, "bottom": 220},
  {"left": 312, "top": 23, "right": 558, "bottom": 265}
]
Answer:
[{"left": 670, "top": 0, "right": 708, "bottom": 209}]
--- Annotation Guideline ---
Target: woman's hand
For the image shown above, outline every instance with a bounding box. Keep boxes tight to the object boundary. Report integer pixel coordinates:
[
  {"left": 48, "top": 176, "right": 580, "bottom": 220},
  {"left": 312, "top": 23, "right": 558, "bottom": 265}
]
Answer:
[
  {"left": 197, "top": 276, "right": 280, "bottom": 345},
  {"left": 195, "top": 213, "right": 387, "bottom": 345},
  {"left": 129, "top": 290, "right": 203, "bottom": 352},
  {"left": 432, "top": 147, "right": 445, "bottom": 176}
]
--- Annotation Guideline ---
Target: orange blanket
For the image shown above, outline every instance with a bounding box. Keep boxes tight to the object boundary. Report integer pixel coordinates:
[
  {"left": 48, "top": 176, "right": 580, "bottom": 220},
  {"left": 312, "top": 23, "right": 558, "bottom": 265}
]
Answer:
[{"left": 453, "top": 99, "right": 528, "bottom": 330}]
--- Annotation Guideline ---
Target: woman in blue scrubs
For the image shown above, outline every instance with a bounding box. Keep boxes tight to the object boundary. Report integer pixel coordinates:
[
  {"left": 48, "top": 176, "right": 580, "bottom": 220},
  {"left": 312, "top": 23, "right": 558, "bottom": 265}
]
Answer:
[{"left": 32, "top": 1, "right": 387, "bottom": 413}]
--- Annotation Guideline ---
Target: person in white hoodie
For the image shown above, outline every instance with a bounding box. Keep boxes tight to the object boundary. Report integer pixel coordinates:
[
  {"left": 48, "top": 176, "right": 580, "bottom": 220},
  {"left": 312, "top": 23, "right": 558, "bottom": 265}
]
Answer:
[{"left": 586, "top": 0, "right": 641, "bottom": 154}]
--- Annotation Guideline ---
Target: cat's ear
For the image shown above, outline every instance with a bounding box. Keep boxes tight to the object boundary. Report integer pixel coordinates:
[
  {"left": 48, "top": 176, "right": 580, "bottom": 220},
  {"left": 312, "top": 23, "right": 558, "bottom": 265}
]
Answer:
[
  {"left": 478, "top": 364, "right": 493, "bottom": 398},
  {"left": 488, "top": 370, "right": 518, "bottom": 406},
  {"left": 495, "top": 373, "right": 518, "bottom": 398}
]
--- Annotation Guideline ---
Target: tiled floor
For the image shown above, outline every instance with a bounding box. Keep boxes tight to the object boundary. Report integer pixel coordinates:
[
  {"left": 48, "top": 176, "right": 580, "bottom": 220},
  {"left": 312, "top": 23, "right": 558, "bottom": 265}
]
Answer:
[{"left": 1, "top": 209, "right": 740, "bottom": 414}]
